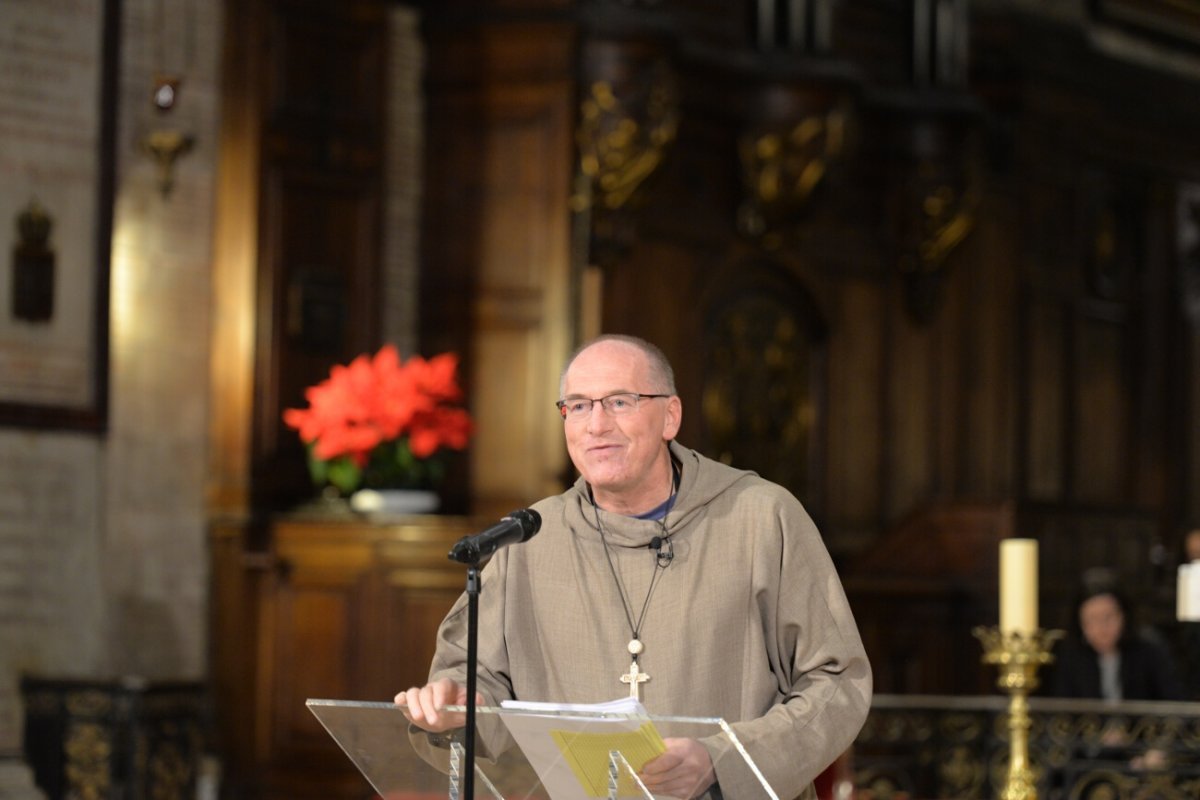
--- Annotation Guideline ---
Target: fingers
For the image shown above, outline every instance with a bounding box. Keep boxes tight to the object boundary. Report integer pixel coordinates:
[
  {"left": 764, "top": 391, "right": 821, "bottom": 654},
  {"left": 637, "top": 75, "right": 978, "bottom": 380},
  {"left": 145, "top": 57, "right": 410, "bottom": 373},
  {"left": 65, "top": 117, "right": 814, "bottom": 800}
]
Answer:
[
  {"left": 393, "top": 678, "right": 467, "bottom": 732},
  {"left": 639, "top": 738, "right": 715, "bottom": 799}
]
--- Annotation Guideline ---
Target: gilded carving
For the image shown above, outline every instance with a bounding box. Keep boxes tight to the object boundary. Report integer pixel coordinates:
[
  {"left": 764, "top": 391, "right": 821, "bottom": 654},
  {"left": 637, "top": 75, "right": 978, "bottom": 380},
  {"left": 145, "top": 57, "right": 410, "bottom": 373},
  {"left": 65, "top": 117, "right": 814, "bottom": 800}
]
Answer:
[
  {"left": 21, "top": 689, "right": 60, "bottom": 715},
  {"left": 914, "top": 183, "right": 974, "bottom": 266},
  {"left": 701, "top": 300, "right": 816, "bottom": 498},
  {"left": 64, "top": 721, "right": 112, "bottom": 800},
  {"left": 941, "top": 710, "right": 984, "bottom": 742},
  {"left": 939, "top": 744, "right": 986, "bottom": 798},
  {"left": 897, "top": 171, "right": 977, "bottom": 324},
  {"left": 65, "top": 689, "right": 114, "bottom": 717},
  {"left": 149, "top": 739, "right": 193, "bottom": 800},
  {"left": 737, "top": 108, "right": 846, "bottom": 247},
  {"left": 573, "top": 71, "right": 678, "bottom": 212}
]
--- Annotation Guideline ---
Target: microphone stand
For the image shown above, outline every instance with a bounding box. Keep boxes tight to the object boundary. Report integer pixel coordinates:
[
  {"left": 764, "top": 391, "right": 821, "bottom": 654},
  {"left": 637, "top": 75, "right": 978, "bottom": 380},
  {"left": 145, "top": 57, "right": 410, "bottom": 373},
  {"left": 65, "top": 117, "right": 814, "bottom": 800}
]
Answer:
[
  {"left": 446, "top": 510, "right": 540, "bottom": 798},
  {"left": 463, "top": 561, "right": 481, "bottom": 799}
]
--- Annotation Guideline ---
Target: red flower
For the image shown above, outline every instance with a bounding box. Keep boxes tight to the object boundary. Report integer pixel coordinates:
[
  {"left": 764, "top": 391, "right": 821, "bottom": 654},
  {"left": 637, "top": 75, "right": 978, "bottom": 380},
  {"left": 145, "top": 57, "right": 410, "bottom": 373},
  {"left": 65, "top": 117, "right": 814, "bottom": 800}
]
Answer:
[{"left": 283, "top": 346, "right": 473, "bottom": 491}]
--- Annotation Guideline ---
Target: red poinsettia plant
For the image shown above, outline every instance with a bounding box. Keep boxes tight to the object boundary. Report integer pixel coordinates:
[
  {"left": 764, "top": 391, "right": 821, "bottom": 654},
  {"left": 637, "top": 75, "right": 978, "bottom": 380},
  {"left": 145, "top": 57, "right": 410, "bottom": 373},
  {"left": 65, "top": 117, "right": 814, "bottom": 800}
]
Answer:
[{"left": 283, "top": 345, "right": 473, "bottom": 495}]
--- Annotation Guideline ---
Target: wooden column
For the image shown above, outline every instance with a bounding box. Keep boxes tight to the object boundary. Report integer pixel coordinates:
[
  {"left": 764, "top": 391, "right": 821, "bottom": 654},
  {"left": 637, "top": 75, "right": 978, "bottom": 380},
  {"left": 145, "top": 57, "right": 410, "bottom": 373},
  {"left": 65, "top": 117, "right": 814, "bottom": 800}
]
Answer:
[{"left": 419, "top": 3, "right": 577, "bottom": 517}]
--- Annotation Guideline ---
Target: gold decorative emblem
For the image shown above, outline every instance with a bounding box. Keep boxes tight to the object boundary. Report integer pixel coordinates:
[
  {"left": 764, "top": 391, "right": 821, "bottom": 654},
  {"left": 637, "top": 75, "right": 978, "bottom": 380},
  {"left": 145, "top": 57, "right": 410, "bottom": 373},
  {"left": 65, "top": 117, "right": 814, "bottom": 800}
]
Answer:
[{"left": 573, "top": 68, "right": 679, "bottom": 213}]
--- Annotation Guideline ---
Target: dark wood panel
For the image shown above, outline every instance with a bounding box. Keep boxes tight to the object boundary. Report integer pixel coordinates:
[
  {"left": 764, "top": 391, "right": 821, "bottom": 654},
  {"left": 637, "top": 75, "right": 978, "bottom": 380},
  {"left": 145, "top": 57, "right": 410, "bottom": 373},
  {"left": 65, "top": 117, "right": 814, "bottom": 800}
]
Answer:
[
  {"left": 1072, "top": 316, "right": 1128, "bottom": 502},
  {"left": 211, "top": 515, "right": 481, "bottom": 800},
  {"left": 1021, "top": 506, "right": 1173, "bottom": 633},
  {"left": 1025, "top": 296, "right": 1066, "bottom": 500},
  {"left": 844, "top": 503, "right": 1015, "bottom": 695},
  {"left": 247, "top": 0, "right": 387, "bottom": 512}
]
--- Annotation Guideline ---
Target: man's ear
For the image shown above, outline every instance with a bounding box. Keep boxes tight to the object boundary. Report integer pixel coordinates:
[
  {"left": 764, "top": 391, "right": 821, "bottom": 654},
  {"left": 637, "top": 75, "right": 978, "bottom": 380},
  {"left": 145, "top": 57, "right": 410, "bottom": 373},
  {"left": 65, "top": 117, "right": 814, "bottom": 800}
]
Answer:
[{"left": 662, "top": 395, "right": 682, "bottom": 440}]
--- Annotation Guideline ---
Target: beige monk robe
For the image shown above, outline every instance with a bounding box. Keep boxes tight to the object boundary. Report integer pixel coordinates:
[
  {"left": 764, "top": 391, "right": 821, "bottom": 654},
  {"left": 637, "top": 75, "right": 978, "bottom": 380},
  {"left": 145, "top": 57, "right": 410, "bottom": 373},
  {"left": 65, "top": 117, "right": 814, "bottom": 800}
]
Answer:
[{"left": 411, "top": 442, "right": 872, "bottom": 800}]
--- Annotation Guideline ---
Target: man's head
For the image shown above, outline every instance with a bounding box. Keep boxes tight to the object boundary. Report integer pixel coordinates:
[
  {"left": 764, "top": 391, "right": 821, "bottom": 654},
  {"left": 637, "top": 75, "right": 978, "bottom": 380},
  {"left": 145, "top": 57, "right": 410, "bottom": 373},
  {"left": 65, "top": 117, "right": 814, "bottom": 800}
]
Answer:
[
  {"left": 1078, "top": 590, "right": 1126, "bottom": 656},
  {"left": 1186, "top": 528, "right": 1200, "bottom": 562},
  {"left": 559, "top": 335, "right": 682, "bottom": 514}
]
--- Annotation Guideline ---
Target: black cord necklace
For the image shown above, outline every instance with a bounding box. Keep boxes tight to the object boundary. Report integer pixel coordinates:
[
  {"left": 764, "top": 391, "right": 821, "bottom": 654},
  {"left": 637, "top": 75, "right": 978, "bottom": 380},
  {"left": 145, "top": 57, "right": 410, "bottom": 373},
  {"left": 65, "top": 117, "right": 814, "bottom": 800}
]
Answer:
[{"left": 591, "top": 462, "right": 678, "bottom": 700}]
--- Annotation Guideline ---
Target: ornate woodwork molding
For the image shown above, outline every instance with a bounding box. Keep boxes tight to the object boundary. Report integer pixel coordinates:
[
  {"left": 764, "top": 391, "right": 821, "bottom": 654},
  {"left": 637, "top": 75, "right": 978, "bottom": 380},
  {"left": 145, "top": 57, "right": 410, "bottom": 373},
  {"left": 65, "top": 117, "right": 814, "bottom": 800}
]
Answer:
[
  {"left": 861, "top": 90, "right": 982, "bottom": 324},
  {"left": 736, "top": 89, "right": 850, "bottom": 249},
  {"left": 574, "top": 74, "right": 678, "bottom": 213},
  {"left": 572, "top": 33, "right": 679, "bottom": 267},
  {"left": 22, "top": 679, "right": 205, "bottom": 800}
]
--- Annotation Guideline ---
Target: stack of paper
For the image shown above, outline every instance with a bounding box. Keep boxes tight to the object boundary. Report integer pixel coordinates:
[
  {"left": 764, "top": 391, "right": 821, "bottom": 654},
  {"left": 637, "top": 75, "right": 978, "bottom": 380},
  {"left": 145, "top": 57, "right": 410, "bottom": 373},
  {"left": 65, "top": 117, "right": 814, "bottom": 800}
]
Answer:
[{"left": 498, "top": 697, "right": 667, "bottom": 799}]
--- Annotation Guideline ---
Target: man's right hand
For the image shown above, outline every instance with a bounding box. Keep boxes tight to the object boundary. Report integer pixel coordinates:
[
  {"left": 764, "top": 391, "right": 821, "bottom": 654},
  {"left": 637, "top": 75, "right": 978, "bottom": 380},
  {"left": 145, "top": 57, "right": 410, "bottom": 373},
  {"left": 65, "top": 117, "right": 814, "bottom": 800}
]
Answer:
[{"left": 394, "top": 677, "right": 481, "bottom": 733}]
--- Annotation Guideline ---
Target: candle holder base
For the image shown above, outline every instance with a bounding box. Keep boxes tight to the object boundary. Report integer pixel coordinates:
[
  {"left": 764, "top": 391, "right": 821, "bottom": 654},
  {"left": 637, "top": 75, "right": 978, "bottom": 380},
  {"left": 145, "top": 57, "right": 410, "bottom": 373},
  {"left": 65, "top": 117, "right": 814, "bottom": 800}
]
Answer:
[{"left": 973, "top": 626, "right": 1063, "bottom": 800}]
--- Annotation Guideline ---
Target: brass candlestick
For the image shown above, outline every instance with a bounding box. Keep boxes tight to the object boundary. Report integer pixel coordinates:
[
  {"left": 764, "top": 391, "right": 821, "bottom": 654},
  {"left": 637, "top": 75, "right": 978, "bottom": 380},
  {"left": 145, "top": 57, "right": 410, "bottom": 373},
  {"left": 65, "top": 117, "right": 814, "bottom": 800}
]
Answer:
[{"left": 973, "top": 626, "right": 1063, "bottom": 800}]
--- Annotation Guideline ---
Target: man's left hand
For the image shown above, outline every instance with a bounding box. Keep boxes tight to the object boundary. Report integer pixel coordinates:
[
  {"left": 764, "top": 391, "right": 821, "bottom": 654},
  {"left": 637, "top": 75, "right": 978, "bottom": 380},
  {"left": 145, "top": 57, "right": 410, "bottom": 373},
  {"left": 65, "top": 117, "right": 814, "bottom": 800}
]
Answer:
[{"left": 639, "top": 737, "right": 716, "bottom": 799}]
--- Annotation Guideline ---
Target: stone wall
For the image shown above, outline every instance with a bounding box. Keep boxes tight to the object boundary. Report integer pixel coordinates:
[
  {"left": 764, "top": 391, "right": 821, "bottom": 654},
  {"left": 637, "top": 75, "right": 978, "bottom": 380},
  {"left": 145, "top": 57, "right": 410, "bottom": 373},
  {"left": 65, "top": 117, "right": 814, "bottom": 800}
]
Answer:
[
  {"left": 0, "top": 0, "right": 223, "bottom": 762},
  {"left": 0, "top": 1, "right": 424, "bottom": 788}
]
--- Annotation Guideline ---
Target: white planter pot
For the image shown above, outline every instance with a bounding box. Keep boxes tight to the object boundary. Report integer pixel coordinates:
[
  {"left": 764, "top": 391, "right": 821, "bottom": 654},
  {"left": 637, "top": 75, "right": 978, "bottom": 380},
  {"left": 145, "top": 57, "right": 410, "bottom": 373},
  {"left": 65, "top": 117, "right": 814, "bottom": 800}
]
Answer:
[{"left": 349, "top": 488, "right": 440, "bottom": 516}]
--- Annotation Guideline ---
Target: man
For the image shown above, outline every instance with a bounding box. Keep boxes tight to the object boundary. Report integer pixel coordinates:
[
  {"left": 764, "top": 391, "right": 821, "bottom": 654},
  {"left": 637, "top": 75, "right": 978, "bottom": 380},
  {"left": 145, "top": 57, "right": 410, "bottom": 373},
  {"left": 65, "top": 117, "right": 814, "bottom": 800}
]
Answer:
[{"left": 397, "top": 334, "right": 872, "bottom": 799}]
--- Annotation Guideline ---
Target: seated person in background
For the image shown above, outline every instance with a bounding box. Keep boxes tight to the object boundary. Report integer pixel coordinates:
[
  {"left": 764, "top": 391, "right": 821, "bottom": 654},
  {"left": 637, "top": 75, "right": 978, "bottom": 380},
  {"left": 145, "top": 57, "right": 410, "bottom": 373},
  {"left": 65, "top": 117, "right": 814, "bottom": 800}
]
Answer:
[
  {"left": 1186, "top": 528, "right": 1200, "bottom": 564},
  {"left": 1049, "top": 579, "right": 1185, "bottom": 703}
]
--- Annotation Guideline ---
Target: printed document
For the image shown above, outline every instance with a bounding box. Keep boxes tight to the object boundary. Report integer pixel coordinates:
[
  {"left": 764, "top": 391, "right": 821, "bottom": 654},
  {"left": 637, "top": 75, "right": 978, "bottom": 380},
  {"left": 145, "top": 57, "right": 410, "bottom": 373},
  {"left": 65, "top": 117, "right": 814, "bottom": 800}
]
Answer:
[{"left": 498, "top": 697, "right": 668, "bottom": 799}]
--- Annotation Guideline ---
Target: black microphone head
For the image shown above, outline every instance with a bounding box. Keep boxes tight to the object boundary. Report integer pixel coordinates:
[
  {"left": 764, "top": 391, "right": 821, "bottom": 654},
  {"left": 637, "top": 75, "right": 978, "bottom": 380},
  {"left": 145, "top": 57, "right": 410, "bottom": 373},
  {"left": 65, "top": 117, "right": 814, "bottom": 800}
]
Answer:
[
  {"left": 507, "top": 508, "right": 542, "bottom": 542},
  {"left": 649, "top": 536, "right": 663, "bottom": 550}
]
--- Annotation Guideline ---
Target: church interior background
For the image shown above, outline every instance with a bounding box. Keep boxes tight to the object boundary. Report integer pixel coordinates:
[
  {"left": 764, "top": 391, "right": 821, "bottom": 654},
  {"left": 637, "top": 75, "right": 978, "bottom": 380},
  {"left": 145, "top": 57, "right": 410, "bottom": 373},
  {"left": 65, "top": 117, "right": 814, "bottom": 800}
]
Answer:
[{"left": 3, "top": 0, "right": 1200, "bottom": 798}]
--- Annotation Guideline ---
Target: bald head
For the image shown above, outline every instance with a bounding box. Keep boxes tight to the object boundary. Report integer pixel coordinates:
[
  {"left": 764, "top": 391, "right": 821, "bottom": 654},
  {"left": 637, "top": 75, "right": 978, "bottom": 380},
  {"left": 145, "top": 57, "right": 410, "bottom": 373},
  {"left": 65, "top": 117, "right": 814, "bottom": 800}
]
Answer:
[{"left": 560, "top": 334, "right": 676, "bottom": 398}]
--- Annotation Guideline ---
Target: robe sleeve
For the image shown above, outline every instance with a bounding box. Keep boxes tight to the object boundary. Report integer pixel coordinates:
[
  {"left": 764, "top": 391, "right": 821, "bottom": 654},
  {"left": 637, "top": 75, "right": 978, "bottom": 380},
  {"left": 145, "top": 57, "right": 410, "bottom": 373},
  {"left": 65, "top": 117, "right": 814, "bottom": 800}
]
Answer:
[
  {"left": 704, "top": 493, "right": 873, "bottom": 799},
  {"left": 406, "top": 547, "right": 518, "bottom": 771}
]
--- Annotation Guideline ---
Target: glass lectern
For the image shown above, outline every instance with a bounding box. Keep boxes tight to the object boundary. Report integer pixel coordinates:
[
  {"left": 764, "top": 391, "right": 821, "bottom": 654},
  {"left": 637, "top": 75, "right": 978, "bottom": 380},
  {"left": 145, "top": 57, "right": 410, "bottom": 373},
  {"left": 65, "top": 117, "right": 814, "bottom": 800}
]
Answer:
[{"left": 307, "top": 699, "right": 781, "bottom": 800}]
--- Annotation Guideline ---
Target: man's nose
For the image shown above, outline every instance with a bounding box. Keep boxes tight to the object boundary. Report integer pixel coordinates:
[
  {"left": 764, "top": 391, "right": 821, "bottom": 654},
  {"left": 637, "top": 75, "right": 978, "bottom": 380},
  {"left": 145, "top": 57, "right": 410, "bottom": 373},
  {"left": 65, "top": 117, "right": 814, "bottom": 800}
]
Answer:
[{"left": 584, "top": 402, "right": 615, "bottom": 429}]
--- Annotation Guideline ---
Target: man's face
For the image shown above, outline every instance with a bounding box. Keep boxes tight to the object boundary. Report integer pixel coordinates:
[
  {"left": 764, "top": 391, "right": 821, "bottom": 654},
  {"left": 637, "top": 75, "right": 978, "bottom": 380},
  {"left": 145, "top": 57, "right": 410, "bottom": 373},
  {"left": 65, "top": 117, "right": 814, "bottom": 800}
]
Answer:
[
  {"left": 1187, "top": 531, "right": 1200, "bottom": 562},
  {"left": 1079, "top": 593, "right": 1124, "bottom": 656},
  {"left": 561, "top": 341, "right": 681, "bottom": 507}
]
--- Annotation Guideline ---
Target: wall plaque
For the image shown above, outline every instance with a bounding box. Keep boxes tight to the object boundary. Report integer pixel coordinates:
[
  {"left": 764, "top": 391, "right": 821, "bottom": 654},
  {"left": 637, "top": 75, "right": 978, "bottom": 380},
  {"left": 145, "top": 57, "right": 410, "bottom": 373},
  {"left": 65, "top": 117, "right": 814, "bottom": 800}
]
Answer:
[{"left": 0, "top": 0, "right": 118, "bottom": 429}]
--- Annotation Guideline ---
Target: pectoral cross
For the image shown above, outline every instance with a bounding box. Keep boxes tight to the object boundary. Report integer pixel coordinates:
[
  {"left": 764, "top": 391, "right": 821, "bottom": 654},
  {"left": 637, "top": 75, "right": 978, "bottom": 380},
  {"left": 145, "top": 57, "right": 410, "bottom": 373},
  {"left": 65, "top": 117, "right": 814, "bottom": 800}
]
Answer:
[{"left": 620, "top": 659, "right": 650, "bottom": 700}]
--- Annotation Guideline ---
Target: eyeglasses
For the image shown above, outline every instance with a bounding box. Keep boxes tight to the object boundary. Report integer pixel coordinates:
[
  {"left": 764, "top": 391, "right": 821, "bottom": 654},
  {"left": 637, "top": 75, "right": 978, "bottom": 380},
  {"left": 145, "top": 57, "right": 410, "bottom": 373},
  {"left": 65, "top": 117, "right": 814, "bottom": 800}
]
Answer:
[{"left": 556, "top": 392, "right": 670, "bottom": 420}]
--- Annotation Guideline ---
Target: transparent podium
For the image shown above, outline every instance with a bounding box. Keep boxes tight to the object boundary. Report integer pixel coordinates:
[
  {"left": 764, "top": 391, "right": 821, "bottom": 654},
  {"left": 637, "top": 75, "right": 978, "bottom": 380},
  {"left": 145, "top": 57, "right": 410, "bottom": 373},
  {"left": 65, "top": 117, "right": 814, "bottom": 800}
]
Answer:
[{"left": 307, "top": 699, "right": 781, "bottom": 800}]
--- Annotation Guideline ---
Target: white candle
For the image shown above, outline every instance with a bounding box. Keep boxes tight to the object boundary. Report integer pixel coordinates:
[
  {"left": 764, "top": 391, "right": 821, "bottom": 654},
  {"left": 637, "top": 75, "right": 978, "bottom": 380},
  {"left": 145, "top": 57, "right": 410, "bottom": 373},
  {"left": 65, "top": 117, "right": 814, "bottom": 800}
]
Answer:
[
  {"left": 1180, "top": 563, "right": 1200, "bottom": 622},
  {"left": 1000, "top": 538, "right": 1038, "bottom": 634}
]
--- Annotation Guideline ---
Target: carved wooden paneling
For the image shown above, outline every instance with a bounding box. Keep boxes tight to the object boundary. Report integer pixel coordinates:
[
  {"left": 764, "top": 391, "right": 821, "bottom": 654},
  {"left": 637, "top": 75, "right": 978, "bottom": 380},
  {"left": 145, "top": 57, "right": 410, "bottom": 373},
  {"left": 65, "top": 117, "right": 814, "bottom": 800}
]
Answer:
[
  {"left": 212, "top": 0, "right": 388, "bottom": 515},
  {"left": 418, "top": 15, "right": 576, "bottom": 517},
  {"left": 845, "top": 503, "right": 1014, "bottom": 694},
  {"left": 886, "top": 295, "right": 934, "bottom": 516},
  {"left": 824, "top": 279, "right": 885, "bottom": 538},
  {"left": 22, "top": 678, "right": 206, "bottom": 800},
  {"left": 692, "top": 258, "right": 829, "bottom": 513},
  {"left": 1024, "top": 295, "right": 1067, "bottom": 501},
  {"left": 1072, "top": 315, "right": 1129, "bottom": 503},
  {"left": 212, "top": 515, "right": 481, "bottom": 800},
  {"left": 255, "top": 1, "right": 386, "bottom": 510},
  {"left": 208, "top": 520, "right": 268, "bottom": 788}
]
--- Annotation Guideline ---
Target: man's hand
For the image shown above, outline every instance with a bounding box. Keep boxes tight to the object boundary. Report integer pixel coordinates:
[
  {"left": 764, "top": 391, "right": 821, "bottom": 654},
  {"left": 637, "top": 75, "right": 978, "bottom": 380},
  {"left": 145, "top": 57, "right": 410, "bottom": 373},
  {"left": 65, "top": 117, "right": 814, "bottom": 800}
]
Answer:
[
  {"left": 394, "top": 677, "right": 481, "bottom": 733},
  {"left": 639, "top": 737, "right": 716, "bottom": 799}
]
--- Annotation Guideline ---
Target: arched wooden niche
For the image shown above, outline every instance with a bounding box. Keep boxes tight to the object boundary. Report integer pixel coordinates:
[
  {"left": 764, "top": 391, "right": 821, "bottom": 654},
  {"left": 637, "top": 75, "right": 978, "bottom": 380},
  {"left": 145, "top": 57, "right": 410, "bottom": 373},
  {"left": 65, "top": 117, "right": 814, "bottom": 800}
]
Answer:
[{"left": 698, "top": 260, "right": 828, "bottom": 512}]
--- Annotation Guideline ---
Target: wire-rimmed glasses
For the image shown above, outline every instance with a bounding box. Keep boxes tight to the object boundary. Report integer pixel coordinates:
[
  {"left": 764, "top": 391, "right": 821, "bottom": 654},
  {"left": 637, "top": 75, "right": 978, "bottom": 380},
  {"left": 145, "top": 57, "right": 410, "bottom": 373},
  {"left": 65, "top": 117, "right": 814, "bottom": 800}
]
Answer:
[{"left": 556, "top": 392, "right": 670, "bottom": 420}]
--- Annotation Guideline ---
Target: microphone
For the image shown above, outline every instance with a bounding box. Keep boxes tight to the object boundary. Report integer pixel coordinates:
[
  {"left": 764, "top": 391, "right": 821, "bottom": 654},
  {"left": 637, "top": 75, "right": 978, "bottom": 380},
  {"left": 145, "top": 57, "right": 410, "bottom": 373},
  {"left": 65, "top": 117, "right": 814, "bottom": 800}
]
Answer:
[
  {"left": 449, "top": 509, "right": 542, "bottom": 564},
  {"left": 648, "top": 534, "right": 674, "bottom": 566}
]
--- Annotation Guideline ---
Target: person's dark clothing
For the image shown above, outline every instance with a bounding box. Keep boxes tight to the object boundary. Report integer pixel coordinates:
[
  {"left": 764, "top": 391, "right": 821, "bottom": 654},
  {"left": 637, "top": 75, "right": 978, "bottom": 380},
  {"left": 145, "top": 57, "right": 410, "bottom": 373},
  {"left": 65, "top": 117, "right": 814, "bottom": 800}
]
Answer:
[
  {"left": 1050, "top": 632, "right": 1186, "bottom": 701},
  {"left": 1180, "top": 622, "right": 1200, "bottom": 701}
]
